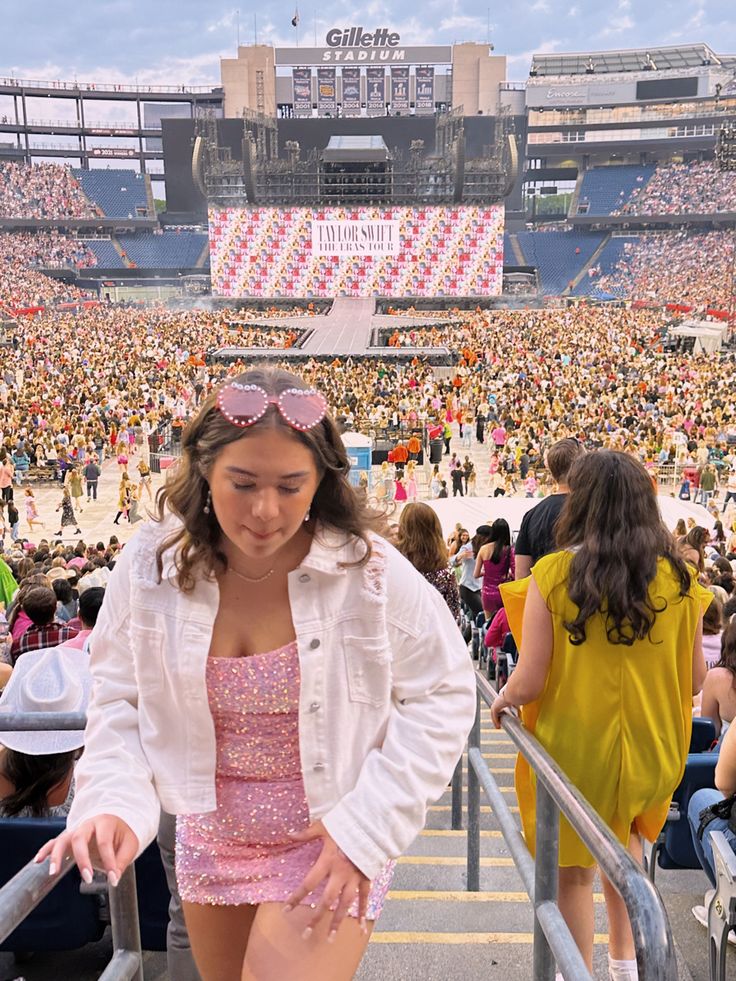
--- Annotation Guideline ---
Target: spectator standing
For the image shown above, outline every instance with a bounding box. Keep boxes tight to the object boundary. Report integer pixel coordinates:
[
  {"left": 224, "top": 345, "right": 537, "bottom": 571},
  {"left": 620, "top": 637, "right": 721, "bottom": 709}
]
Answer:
[
  {"left": 474, "top": 519, "right": 514, "bottom": 621},
  {"left": 515, "top": 438, "right": 586, "bottom": 580},
  {"left": 0, "top": 456, "right": 13, "bottom": 502},
  {"left": 84, "top": 458, "right": 101, "bottom": 502},
  {"left": 450, "top": 466, "right": 464, "bottom": 498},
  {"left": 397, "top": 503, "right": 460, "bottom": 620},
  {"left": 491, "top": 451, "right": 710, "bottom": 981},
  {"left": 6, "top": 499, "right": 19, "bottom": 543},
  {"left": 700, "top": 618, "right": 736, "bottom": 741}
]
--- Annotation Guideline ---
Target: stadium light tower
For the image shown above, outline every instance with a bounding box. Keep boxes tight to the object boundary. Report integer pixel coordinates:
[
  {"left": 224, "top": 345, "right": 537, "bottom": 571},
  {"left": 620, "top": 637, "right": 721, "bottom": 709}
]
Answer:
[{"left": 715, "top": 120, "right": 736, "bottom": 330}]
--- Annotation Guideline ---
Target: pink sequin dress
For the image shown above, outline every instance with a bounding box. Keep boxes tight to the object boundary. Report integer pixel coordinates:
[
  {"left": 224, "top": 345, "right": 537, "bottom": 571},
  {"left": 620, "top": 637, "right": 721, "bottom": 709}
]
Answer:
[{"left": 176, "top": 641, "right": 395, "bottom": 916}]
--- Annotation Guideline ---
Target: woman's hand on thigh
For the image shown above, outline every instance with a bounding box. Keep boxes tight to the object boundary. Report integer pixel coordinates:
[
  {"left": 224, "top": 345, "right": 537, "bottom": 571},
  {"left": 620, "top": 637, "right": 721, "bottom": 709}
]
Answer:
[{"left": 283, "top": 821, "right": 370, "bottom": 941}]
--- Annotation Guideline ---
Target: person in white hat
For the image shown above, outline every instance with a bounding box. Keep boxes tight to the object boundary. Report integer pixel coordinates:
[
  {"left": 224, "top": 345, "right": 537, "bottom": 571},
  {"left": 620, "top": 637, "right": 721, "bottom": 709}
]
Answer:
[{"left": 0, "top": 647, "right": 91, "bottom": 818}]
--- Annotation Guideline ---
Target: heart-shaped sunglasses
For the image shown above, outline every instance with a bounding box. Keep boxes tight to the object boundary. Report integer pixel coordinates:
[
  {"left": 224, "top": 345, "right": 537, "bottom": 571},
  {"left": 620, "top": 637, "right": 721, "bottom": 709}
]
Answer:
[{"left": 216, "top": 383, "right": 328, "bottom": 432}]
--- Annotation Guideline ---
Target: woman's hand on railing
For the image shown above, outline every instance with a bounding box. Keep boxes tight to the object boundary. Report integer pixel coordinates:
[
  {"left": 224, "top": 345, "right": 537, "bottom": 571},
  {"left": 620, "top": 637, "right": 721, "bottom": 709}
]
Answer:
[
  {"left": 490, "top": 686, "right": 516, "bottom": 729},
  {"left": 34, "top": 814, "right": 139, "bottom": 888}
]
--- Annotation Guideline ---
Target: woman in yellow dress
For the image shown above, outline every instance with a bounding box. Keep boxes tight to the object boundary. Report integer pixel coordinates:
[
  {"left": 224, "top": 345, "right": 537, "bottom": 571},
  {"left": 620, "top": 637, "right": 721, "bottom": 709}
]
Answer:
[{"left": 491, "top": 450, "right": 711, "bottom": 981}]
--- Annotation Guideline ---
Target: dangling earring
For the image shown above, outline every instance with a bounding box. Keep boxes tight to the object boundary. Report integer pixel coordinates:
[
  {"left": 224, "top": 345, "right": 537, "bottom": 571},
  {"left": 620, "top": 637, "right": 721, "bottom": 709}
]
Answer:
[
  {"left": 304, "top": 505, "right": 311, "bottom": 523},
  {"left": 203, "top": 488, "right": 212, "bottom": 515}
]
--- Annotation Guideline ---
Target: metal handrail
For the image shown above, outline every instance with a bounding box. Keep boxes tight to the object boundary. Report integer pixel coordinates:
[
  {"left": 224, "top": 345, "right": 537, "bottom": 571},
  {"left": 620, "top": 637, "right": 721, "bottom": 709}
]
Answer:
[
  {"left": 0, "top": 712, "right": 143, "bottom": 981},
  {"left": 454, "top": 672, "right": 677, "bottom": 980}
]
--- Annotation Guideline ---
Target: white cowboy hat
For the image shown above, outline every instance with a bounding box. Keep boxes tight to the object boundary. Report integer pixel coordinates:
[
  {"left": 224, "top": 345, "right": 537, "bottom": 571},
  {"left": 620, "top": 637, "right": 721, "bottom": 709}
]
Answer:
[
  {"left": 46, "top": 566, "right": 77, "bottom": 581},
  {"left": 0, "top": 647, "right": 91, "bottom": 755}
]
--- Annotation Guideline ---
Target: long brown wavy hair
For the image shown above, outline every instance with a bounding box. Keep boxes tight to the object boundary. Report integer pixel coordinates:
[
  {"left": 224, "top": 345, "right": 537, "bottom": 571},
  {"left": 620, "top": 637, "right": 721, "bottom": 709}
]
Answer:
[
  {"left": 555, "top": 450, "right": 692, "bottom": 646},
  {"left": 715, "top": 617, "right": 736, "bottom": 689},
  {"left": 397, "top": 503, "right": 449, "bottom": 574},
  {"left": 154, "top": 366, "right": 382, "bottom": 590}
]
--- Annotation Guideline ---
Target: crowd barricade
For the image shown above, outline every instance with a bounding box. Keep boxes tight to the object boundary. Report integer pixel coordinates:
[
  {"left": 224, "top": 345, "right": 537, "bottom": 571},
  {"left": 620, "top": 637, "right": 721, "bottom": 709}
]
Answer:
[{"left": 452, "top": 672, "right": 677, "bottom": 980}]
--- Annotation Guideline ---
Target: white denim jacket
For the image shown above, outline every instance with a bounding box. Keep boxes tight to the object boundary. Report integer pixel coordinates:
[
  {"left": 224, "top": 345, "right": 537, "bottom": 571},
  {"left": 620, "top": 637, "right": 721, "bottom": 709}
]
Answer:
[{"left": 67, "top": 517, "right": 476, "bottom": 879}]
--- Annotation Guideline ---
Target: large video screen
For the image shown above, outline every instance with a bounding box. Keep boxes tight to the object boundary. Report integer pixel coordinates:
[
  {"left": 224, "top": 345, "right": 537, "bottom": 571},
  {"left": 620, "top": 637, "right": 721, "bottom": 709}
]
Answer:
[{"left": 208, "top": 205, "right": 504, "bottom": 297}]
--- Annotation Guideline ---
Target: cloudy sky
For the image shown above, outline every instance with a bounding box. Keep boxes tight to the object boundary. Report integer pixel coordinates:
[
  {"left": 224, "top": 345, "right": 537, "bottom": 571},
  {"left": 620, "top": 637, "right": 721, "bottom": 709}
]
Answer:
[{"left": 0, "top": 0, "right": 733, "bottom": 86}]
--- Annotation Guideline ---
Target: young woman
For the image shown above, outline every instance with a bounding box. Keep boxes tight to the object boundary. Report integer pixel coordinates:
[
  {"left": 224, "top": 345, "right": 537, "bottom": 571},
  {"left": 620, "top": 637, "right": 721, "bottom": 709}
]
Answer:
[
  {"left": 39, "top": 367, "right": 474, "bottom": 981},
  {"left": 24, "top": 487, "right": 44, "bottom": 532},
  {"left": 396, "top": 503, "right": 460, "bottom": 621},
  {"left": 491, "top": 451, "right": 711, "bottom": 981},
  {"left": 700, "top": 618, "right": 736, "bottom": 741},
  {"left": 113, "top": 473, "right": 132, "bottom": 525},
  {"left": 474, "top": 518, "right": 515, "bottom": 621},
  {"left": 55, "top": 486, "right": 81, "bottom": 537}
]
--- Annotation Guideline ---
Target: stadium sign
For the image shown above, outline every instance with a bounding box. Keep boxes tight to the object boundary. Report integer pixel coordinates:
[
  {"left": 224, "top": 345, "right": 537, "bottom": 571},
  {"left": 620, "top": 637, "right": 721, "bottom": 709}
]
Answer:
[
  {"left": 311, "top": 219, "right": 400, "bottom": 256},
  {"left": 275, "top": 37, "right": 451, "bottom": 66},
  {"left": 326, "top": 28, "right": 401, "bottom": 48}
]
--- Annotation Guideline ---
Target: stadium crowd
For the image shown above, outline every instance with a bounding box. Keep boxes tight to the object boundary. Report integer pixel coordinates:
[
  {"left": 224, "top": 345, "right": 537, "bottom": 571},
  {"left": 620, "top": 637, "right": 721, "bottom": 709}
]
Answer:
[
  {"left": 0, "top": 162, "right": 94, "bottom": 220},
  {"left": 614, "top": 160, "right": 736, "bottom": 216},
  {"left": 598, "top": 231, "right": 736, "bottom": 311}
]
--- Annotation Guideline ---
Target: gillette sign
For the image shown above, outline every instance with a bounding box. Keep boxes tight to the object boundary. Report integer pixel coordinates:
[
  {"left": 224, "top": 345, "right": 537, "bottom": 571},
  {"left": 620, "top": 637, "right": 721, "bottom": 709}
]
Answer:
[
  {"left": 275, "top": 29, "right": 451, "bottom": 66},
  {"left": 326, "top": 27, "right": 401, "bottom": 48}
]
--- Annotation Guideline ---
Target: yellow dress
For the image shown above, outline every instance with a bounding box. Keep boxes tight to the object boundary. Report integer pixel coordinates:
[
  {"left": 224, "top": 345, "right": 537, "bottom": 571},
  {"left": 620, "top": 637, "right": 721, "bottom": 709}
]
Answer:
[{"left": 502, "top": 551, "right": 712, "bottom": 868}]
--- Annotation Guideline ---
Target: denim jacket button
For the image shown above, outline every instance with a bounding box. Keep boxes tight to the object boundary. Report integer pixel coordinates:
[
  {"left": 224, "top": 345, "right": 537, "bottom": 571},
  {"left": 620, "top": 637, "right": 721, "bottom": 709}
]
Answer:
[
  {"left": 299, "top": 574, "right": 310, "bottom": 583},
  {"left": 309, "top": 638, "right": 320, "bottom": 649},
  {"left": 309, "top": 702, "right": 320, "bottom": 712},
  {"left": 313, "top": 762, "right": 326, "bottom": 772}
]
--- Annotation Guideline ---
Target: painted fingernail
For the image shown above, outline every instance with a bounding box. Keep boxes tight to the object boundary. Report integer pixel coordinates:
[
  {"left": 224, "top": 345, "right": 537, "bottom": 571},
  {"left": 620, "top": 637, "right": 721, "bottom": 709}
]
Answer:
[
  {"left": 301, "top": 927, "right": 313, "bottom": 941},
  {"left": 81, "top": 868, "right": 93, "bottom": 884},
  {"left": 48, "top": 862, "right": 57, "bottom": 876},
  {"left": 107, "top": 870, "right": 120, "bottom": 888},
  {"left": 327, "top": 930, "right": 337, "bottom": 944}
]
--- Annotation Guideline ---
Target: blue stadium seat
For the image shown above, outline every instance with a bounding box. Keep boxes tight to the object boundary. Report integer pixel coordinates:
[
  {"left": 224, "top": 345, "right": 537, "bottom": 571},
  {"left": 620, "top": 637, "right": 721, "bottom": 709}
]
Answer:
[
  {"left": 575, "top": 165, "right": 655, "bottom": 217},
  {"left": 0, "top": 817, "right": 104, "bottom": 951},
  {"left": 571, "top": 235, "right": 640, "bottom": 298},
  {"left": 646, "top": 753, "right": 719, "bottom": 878},
  {"left": 83, "top": 239, "right": 126, "bottom": 268},
  {"left": 690, "top": 717, "right": 717, "bottom": 754},
  {"left": 72, "top": 169, "right": 150, "bottom": 219},
  {"left": 515, "top": 232, "right": 605, "bottom": 295},
  {"left": 134, "top": 840, "right": 171, "bottom": 951},
  {"left": 117, "top": 231, "right": 208, "bottom": 269}
]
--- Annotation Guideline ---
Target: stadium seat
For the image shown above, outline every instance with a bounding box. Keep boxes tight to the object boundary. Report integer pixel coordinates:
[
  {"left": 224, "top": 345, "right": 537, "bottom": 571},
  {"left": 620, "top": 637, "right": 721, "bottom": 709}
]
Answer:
[
  {"left": 575, "top": 165, "right": 655, "bottom": 217},
  {"left": 116, "top": 231, "right": 208, "bottom": 269},
  {"left": 690, "top": 717, "right": 717, "bottom": 754},
  {"left": 515, "top": 232, "right": 605, "bottom": 295},
  {"left": 0, "top": 817, "right": 105, "bottom": 952},
  {"left": 644, "top": 752, "right": 719, "bottom": 880},
  {"left": 72, "top": 168, "right": 150, "bottom": 219},
  {"left": 134, "top": 840, "right": 171, "bottom": 951},
  {"left": 83, "top": 239, "right": 126, "bottom": 268},
  {"left": 571, "top": 236, "right": 640, "bottom": 299}
]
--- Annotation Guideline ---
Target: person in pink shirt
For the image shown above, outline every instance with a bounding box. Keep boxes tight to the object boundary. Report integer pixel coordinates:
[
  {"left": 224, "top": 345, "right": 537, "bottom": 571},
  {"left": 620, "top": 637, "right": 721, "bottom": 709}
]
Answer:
[
  {"left": 0, "top": 457, "right": 14, "bottom": 503},
  {"left": 491, "top": 425, "right": 506, "bottom": 449},
  {"left": 62, "top": 587, "right": 105, "bottom": 651}
]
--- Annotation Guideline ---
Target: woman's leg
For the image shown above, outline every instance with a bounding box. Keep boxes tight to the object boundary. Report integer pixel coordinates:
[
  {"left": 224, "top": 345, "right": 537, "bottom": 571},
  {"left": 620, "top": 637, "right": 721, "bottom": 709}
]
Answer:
[
  {"left": 182, "top": 902, "right": 256, "bottom": 981},
  {"left": 558, "top": 865, "right": 596, "bottom": 970},
  {"left": 599, "top": 829, "right": 642, "bottom": 961},
  {"left": 242, "top": 902, "right": 373, "bottom": 981}
]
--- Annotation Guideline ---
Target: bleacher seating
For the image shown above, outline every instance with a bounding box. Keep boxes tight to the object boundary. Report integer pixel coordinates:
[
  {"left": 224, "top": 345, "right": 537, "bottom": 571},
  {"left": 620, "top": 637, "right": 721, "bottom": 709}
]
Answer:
[
  {"left": 117, "top": 231, "right": 208, "bottom": 269},
  {"left": 515, "top": 231, "right": 605, "bottom": 295},
  {"left": 571, "top": 236, "right": 640, "bottom": 298},
  {"left": 83, "top": 239, "right": 125, "bottom": 268},
  {"left": 575, "top": 165, "right": 655, "bottom": 217},
  {"left": 72, "top": 169, "right": 150, "bottom": 219},
  {"left": 503, "top": 233, "right": 515, "bottom": 264}
]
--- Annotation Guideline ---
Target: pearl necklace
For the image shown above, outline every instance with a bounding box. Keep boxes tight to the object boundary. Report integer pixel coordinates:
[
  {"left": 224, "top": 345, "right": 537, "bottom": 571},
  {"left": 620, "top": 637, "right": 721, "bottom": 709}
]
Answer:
[{"left": 227, "top": 565, "right": 275, "bottom": 584}]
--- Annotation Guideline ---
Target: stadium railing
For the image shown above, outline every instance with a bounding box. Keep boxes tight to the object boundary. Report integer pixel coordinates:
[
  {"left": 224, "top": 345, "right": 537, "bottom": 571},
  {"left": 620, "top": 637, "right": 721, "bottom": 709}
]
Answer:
[
  {"left": 452, "top": 671, "right": 677, "bottom": 980},
  {"left": 0, "top": 711, "right": 143, "bottom": 981}
]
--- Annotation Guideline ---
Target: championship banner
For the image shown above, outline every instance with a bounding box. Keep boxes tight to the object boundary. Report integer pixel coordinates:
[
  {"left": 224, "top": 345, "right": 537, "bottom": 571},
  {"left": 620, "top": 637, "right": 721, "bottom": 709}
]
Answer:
[
  {"left": 390, "top": 66, "right": 410, "bottom": 113},
  {"left": 311, "top": 219, "right": 401, "bottom": 256},
  {"left": 415, "top": 66, "right": 435, "bottom": 114},
  {"left": 292, "top": 68, "right": 312, "bottom": 117},
  {"left": 366, "top": 67, "right": 385, "bottom": 117},
  {"left": 317, "top": 67, "right": 337, "bottom": 116},
  {"left": 341, "top": 67, "right": 361, "bottom": 117}
]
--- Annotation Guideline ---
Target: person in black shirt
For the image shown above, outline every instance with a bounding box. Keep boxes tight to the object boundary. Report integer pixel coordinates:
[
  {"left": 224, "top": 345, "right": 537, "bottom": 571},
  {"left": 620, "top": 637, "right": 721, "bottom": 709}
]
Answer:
[{"left": 514, "top": 438, "right": 585, "bottom": 579}]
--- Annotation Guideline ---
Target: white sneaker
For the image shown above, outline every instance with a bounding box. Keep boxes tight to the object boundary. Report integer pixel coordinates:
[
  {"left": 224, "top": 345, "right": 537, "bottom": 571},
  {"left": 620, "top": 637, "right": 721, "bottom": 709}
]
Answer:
[{"left": 692, "top": 904, "right": 736, "bottom": 945}]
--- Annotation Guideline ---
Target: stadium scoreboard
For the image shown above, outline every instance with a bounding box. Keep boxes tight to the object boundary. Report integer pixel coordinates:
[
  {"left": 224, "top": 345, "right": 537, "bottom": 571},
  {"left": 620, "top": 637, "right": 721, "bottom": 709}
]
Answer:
[{"left": 209, "top": 205, "right": 504, "bottom": 298}]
